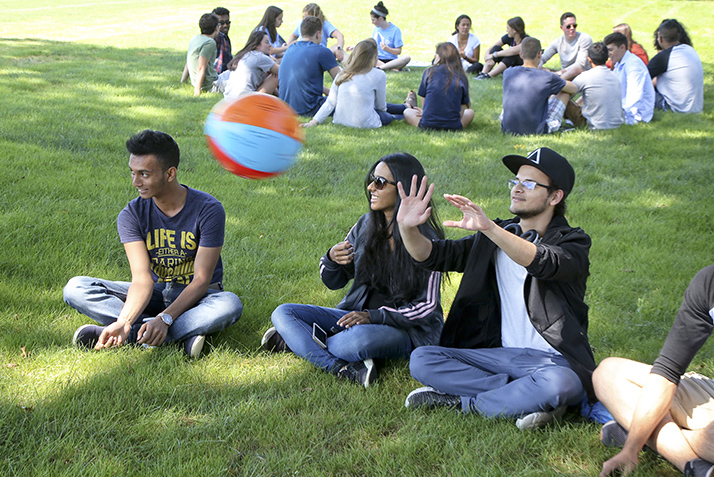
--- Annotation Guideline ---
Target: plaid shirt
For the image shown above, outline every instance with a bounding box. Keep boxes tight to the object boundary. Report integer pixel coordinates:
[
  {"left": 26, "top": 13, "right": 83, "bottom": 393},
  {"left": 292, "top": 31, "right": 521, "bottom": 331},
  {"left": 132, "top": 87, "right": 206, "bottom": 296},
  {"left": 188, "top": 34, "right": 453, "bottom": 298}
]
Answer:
[{"left": 214, "top": 33, "right": 232, "bottom": 74}]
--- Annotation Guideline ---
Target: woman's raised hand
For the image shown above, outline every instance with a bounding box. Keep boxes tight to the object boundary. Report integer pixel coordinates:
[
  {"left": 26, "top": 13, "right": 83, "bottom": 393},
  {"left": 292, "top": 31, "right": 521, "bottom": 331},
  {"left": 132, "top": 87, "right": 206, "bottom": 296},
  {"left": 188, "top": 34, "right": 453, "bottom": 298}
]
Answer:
[{"left": 396, "top": 174, "right": 434, "bottom": 229}]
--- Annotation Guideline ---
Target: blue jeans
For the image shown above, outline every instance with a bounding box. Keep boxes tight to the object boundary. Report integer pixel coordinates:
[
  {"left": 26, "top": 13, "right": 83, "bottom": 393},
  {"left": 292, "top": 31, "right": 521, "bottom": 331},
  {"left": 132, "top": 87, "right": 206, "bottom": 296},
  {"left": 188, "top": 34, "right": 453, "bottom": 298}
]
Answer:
[
  {"left": 410, "top": 346, "right": 586, "bottom": 418},
  {"left": 63, "top": 276, "right": 243, "bottom": 343},
  {"left": 377, "top": 103, "right": 408, "bottom": 125},
  {"left": 271, "top": 304, "right": 412, "bottom": 372}
]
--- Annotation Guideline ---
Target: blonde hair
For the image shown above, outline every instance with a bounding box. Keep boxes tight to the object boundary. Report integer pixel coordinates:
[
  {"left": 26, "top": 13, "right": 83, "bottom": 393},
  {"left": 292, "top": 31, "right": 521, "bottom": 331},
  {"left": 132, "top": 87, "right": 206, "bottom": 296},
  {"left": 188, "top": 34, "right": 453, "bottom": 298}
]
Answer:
[
  {"left": 303, "top": 3, "right": 325, "bottom": 23},
  {"left": 336, "top": 39, "right": 378, "bottom": 86},
  {"left": 613, "top": 23, "right": 635, "bottom": 50}
]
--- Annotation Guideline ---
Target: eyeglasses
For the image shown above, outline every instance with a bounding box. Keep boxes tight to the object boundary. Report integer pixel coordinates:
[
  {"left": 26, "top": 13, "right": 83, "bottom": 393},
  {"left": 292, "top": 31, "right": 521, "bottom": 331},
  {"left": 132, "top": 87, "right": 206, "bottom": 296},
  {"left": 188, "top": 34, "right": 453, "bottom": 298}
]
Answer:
[
  {"left": 564, "top": 23, "right": 577, "bottom": 30},
  {"left": 508, "top": 179, "right": 550, "bottom": 190},
  {"left": 370, "top": 174, "right": 397, "bottom": 190}
]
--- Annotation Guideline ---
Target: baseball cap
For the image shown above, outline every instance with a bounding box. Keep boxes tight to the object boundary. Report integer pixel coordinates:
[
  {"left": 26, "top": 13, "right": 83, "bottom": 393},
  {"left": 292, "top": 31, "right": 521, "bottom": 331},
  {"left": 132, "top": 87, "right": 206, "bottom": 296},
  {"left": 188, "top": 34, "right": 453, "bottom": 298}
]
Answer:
[{"left": 502, "top": 147, "right": 575, "bottom": 198}]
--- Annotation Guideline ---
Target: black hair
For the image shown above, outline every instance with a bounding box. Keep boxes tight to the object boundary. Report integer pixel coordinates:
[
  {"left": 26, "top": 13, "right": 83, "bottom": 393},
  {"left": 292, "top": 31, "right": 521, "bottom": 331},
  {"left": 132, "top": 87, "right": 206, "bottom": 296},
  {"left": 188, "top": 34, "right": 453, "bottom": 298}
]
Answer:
[
  {"left": 212, "top": 7, "right": 230, "bottom": 16},
  {"left": 357, "top": 153, "right": 445, "bottom": 302},
  {"left": 227, "top": 30, "right": 268, "bottom": 70},
  {"left": 604, "top": 32, "right": 628, "bottom": 49},
  {"left": 255, "top": 6, "right": 283, "bottom": 42},
  {"left": 452, "top": 14, "right": 471, "bottom": 35},
  {"left": 372, "top": 1, "right": 388, "bottom": 18},
  {"left": 588, "top": 42, "right": 608, "bottom": 66},
  {"left": 655, "top": 19, "right": 692, "bottom": 49},
  {"left": 199, "top": 13, "right": 219, "bottom": 35},
  {"left": 560, "top": 12, "right": 575, "bottom": 25},
  {"left": 126, "top": 130, "right": 180, "bottom": 171}
]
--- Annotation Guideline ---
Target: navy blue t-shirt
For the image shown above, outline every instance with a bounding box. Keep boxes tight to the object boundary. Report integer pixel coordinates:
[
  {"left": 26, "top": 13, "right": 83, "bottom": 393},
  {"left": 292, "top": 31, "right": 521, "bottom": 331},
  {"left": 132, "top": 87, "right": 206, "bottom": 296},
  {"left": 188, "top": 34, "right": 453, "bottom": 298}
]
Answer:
[
  {"left": 117, "top": 186, "right": 225, "bottom": 285},
  {"left": 278, "top": 41, "right": 339, "bottom": 115},
  {"left": 417, "top": 64, "right": 470, "bottom": 130},
  {"left": 502, "top": 66, "right": 565, "bottom": 135}
]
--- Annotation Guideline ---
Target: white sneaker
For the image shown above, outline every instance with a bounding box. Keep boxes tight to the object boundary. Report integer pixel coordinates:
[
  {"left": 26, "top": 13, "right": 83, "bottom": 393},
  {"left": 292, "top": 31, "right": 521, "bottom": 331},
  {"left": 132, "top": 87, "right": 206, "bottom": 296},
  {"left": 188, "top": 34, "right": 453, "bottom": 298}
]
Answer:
[{"left": 515, "top": 406, "right": 567, "bottom": 430}]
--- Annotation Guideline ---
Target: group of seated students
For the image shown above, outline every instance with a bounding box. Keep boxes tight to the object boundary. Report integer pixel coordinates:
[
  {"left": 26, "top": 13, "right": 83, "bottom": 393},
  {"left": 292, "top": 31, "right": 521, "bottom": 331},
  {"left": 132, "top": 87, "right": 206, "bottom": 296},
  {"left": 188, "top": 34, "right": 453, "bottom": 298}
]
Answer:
[
  {"left": 183, "top": 6, "right": 703, "bottom": 136},
  {"left": 65, "top": 129, "right": 714, "bottom": 477}
]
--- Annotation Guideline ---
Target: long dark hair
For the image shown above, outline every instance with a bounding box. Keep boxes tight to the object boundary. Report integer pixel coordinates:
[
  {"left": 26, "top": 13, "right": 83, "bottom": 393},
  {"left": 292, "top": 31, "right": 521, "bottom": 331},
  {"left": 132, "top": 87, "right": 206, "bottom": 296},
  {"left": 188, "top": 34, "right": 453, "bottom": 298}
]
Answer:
[
  {"left": 357, "top": 153, "right": 445, "bottom": 302},
  {"left": 255, "top": 6, "right": 283, "bottom": 42},
  {"left": 427, "top": 42, "right": 468, "bottom": 94},
  {"left": 227, "top": 30, "right": 268, "bottom": 70},
  {"left": 654, "top": 19, "right": 692, "bottom": 50},
  {"left": 452, "top": 14, "right": 471, "bottom": 36}
]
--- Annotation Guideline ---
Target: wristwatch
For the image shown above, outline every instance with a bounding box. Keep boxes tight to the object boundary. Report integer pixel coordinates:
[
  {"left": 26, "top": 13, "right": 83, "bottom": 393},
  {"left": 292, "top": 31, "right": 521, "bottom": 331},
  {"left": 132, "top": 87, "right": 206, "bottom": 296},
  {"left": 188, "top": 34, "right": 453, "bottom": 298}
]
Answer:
[{"left": 157, "top": 312, "right": 173, "bottom": 326}]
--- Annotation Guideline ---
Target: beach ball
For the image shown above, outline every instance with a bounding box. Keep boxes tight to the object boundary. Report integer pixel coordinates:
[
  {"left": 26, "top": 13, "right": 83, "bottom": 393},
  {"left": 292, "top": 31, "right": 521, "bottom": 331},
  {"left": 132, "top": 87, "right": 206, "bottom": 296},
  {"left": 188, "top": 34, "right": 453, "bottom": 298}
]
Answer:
[{"left": 204, "top": 93, "right": 305, "bottom": 179}]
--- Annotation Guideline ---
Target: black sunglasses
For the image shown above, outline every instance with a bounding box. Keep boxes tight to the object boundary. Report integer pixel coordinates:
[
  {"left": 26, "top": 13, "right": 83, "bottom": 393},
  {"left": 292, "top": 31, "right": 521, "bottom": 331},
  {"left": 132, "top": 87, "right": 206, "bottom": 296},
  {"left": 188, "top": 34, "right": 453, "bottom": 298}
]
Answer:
[
  {"left": 369, "top": 174, "right": 397, "bottom": 190},
  {"left": 565, "top": 23, "right": 577, "bottom": 29}
]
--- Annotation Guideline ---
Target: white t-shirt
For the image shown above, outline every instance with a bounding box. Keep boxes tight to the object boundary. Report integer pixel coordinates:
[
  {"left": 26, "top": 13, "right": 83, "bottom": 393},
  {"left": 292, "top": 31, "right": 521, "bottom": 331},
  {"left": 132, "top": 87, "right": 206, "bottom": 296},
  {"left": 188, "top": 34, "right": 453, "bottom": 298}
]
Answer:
[
  {"left": 223, "top": 51, "right": 275, "bottom": 100},
  {"left": 448, "top": 32, "right": 480, "bottom": 71},
  {"left": 494, "top": 248, "right": 559, "bottom": 354}
]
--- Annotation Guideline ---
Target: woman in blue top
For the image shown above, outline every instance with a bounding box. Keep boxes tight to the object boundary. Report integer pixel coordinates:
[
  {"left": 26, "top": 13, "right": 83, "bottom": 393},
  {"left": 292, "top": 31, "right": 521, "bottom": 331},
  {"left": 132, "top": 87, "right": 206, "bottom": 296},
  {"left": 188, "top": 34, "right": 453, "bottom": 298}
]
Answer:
[
  {"left": 370, "top": 1, "right": 410, "bottom": 71},
  {"left": 254, "top": 6, "right": 288, "bottom": 60},
  {"left": 262, "top": 154, "right": 445, "bottom": 388},
  {"left": 404, "top": 42, "right": 474, "bottom": 131},
  {"left": 287, "top": 3, "right": 345, "bottom": 62}
]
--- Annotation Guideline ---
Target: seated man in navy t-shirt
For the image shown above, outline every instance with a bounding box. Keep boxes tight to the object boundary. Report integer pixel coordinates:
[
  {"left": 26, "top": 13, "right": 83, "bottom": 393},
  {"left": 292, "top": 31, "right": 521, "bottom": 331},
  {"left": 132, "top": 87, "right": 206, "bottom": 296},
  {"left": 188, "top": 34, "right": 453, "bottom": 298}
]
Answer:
[
  {"left": 63, "top": 130, "right": 243, "bottom": 358},
  {"left": 278, "top": 16, "right": 341, "bottom": 117},
  {"left": 501, "top": 37, "right": 577, "bottom": 135}
]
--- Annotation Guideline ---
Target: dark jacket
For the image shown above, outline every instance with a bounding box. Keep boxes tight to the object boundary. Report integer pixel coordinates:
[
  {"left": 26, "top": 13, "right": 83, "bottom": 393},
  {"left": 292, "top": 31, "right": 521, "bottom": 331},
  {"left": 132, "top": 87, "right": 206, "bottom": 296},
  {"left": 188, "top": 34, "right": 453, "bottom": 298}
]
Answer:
[
  {"left": 319, "top": 214, "right": 444, "bottom": 348},
  {"left": 418, "top": 215, "right": 597, "bottom": 400}
]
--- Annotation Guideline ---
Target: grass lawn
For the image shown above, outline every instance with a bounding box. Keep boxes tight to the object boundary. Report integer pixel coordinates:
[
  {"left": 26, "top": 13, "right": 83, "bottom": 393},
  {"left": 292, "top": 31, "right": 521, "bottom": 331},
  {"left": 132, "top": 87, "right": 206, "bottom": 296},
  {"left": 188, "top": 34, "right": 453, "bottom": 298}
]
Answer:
[{"left": 1, "top": 0, "right": 713, "bottom": 475}]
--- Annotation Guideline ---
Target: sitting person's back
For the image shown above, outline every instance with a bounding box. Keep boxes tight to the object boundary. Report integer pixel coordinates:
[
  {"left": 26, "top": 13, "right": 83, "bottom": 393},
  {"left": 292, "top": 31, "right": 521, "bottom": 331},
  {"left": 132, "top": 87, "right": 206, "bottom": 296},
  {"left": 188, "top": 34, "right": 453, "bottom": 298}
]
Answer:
[
  {"left": 566, "top": 42, "right": 624, "bottom": 130},
  {"left": 278, "top": 16, "right": 340, "bottom": 116},
  {"left": 649, "top": 19, "right": 703, "bottom": 114},
  {"left": 502, "top": 37, "right": 577, "bottom": 135}
]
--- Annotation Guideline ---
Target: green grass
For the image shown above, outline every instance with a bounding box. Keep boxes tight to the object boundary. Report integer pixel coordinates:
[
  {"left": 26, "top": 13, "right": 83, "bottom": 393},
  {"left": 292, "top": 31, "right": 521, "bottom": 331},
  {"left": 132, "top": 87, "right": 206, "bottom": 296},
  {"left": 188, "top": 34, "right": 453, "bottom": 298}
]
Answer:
[{"left": 1, "top": 0, "right": 713, "bottom": 475}]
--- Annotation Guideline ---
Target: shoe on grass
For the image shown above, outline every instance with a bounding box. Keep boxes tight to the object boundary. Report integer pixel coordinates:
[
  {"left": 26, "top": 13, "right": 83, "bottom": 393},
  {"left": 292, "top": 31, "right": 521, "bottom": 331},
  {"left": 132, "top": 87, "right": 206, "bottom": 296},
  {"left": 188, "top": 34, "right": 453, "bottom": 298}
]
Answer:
[
  {"left": 685, "top": 459, "right": 714, "bottom": 477},
  {"left": 404, "top": 386, "right": 461, "bottom": 410},
  {"left": 261, "top": 326, "right": 291, "bottom": 353},
  {"left": 72, "top": 324, "right": 104, "bottom": 349},
  {"left": 404, "top": 90, "right": 417, "bottom": 108},
  {"left": 515, "top": 405, "right": 567, "bottom": 430},
  {"left": 475, "top": 72, "right": 491, "bottom": 80},
  {"left": 601, "top": 420, "right": 628, "bottom": 448},
  {"left": 183, "top": 335, "right": 205, "bottom": 359},
  {"left": 337, "top": 359, "right": 377, "bottom": 388}
]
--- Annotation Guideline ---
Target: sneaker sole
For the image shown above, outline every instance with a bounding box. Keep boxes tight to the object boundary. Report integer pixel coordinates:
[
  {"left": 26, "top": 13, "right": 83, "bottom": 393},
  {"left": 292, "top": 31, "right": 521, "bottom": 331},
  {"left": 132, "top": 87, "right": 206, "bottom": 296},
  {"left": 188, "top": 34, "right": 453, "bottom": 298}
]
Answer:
[
  {"left": 362, "top": 358, "right": 377, "bottom": 388},
  {"left": 516, "top": 406, "right": 567, "bottom": 430},
  {"left": 186, "top": 335, "right": 205, "bottom": 359}
]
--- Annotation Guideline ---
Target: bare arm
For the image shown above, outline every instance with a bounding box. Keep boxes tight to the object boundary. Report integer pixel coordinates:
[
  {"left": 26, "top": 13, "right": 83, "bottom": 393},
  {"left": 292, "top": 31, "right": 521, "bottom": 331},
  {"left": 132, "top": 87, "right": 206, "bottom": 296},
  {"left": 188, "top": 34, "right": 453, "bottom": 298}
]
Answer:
[
  {"left": 443, "top": 194, "right": 537, "bottom": 267},
  {"left": 600, "top": 374, "right": 678, "bottom": 476},
  {"left": 138, "top": 246, "right": 222, "bottom": 346},
  {"left": 562, "top": 80, "right": 578, "bottom": 95},
  {"left": 194, "top": 55, "right": 209, "bottom": 96},
  {"left": 95, "top": 241, "right": 154, "bottom": 349}
]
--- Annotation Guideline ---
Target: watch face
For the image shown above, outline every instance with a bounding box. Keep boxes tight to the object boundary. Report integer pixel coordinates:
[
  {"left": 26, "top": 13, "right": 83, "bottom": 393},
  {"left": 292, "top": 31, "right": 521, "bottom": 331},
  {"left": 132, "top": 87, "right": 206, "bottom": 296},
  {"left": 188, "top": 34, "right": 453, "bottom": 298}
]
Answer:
[{"left": 160, "top": 314, "right": 173, "bottom": 325}]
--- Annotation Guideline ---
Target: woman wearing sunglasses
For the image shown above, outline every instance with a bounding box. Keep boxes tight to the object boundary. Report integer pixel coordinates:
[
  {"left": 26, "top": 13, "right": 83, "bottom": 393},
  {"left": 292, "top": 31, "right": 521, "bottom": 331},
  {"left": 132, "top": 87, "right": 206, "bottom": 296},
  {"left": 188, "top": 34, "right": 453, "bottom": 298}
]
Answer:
[{"left": 263, "top": 153, "right": 444, "bottom": 387}]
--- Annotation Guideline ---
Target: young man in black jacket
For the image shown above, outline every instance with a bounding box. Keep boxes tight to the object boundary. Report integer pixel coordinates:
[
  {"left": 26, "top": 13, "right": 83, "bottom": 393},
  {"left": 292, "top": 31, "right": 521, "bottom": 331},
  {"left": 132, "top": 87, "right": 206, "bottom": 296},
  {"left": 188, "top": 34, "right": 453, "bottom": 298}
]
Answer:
[
  {"left": 595, "top": 265, "right": 714, "bottom": 477},
  {"left": 397, "top": 147, "right": 595, "bottom": 429}
]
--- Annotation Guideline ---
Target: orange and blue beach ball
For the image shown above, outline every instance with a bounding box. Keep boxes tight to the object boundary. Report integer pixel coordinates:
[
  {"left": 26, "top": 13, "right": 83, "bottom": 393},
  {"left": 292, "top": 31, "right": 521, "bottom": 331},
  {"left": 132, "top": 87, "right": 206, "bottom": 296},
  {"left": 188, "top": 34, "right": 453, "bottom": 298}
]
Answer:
[{"left": 204, "top": 93, "right": 305, "bottom": 179}]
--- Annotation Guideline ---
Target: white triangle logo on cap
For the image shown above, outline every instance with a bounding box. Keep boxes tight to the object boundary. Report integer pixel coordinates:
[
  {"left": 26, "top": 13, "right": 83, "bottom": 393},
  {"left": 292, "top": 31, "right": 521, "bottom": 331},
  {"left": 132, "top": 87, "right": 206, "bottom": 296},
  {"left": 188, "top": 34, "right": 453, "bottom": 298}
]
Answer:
[{"left": 527, "top": 148, "right": 541, "bottom": 164}]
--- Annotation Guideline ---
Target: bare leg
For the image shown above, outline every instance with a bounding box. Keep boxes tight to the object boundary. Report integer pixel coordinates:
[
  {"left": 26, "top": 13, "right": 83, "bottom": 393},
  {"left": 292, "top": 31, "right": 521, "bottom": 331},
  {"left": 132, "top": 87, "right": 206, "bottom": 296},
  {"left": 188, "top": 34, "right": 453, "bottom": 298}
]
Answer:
[
  {"left": 403, "top": 107, "right": 422, "bottom": 127},
  {"left": 594, "top": 357, "right": 704, "bottom": 472},
  {"left": 258, "top": 74, "right": 279, "bottom": 95},
  {"left": 482, "top": 59, "right": 495, "bottom": 74},
  {"left": 377, "top": 55, "right": 411, "bottom": 71},
  {"left": 487, "top": 61, "right": 507, "bottom": 78},
  {"left": 460, "top": 108, "right": 474, "bottom": 128}
]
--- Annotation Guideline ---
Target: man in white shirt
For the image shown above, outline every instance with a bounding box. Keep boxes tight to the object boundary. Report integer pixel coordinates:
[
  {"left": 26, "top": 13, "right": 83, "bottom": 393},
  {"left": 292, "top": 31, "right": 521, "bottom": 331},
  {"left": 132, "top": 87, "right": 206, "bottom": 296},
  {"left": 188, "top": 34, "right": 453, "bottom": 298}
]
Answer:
[{"left": 605, "top": 32, "right": 654, "bottom": 125}]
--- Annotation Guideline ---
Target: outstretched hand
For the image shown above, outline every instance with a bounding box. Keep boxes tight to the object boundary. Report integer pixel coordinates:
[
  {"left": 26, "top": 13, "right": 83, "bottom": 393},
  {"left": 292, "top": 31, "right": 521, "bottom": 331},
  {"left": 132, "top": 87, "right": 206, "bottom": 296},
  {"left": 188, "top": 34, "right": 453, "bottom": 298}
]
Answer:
[
  {"left": 443, "top": 194, "right": 493, "bottom": 232},
  {"left": 396, "top": 175, "right": 434, "bottom": 229},
  {"left": 599, "top": 451, "right": 638, "bottom": 476}
]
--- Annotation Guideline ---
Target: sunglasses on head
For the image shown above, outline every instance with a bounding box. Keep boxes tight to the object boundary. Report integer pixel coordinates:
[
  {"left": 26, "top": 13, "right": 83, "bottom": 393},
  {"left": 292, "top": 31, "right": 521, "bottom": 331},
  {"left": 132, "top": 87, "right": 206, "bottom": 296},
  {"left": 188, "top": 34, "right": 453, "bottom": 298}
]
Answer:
[{"left": 370, "top": 174, "right": 397, "bottom": 190}]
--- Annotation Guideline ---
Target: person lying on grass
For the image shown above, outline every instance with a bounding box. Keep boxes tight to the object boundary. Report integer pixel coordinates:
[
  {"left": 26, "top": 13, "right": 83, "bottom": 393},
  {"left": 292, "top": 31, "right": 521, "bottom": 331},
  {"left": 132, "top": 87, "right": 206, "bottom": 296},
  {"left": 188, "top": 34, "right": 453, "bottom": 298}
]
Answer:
[
  {"left": 64, "top": 130, "right": 243, "bottom": 358},
  {"left": 399, "top": 147, "right": 596, "bottom": 430},
  {"left": 262, "top": 153, "right": 444, "bottom": 388}
]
